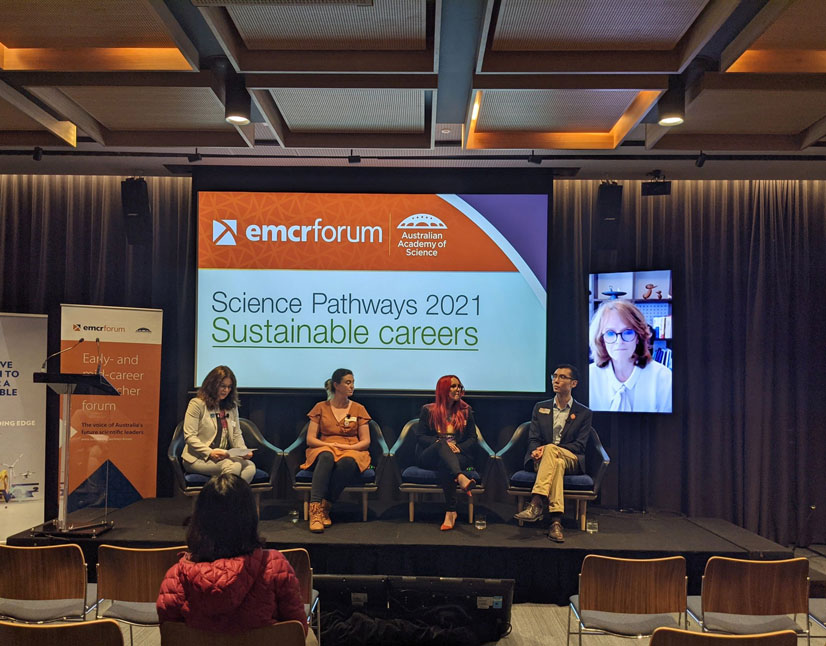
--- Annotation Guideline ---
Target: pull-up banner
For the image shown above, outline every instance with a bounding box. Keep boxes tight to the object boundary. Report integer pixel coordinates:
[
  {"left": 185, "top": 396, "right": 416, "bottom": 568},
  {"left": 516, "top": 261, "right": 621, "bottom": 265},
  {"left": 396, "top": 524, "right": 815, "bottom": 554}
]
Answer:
[
  {"left": 0, "top": 313, "right": 47, "bottom": 540},
  {"left": 60, "top": 304, "right": 162, "bottom": 510}
]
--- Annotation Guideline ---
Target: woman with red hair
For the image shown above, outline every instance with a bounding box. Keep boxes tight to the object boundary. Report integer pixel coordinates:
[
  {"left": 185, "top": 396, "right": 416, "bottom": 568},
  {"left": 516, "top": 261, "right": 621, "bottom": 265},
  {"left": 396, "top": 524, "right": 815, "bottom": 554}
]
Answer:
[{"left": 415, "top": 375, "right": 477, "bottom": 530}]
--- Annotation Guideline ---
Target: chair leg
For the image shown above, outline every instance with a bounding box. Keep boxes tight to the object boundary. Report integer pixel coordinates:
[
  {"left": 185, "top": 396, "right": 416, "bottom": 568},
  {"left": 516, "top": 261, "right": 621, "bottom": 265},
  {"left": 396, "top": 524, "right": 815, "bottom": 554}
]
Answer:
[
  {"left": 408, "top": 493, "right": 415, "bottom": 522},
  {"left": 362, "top": 492, "right": 368, "bottom": 521},
  {"left": 129, "top": 624, "right": 134, "bottom": 646},
  {"left": 468, "top": 500, "right": 474, "bottom": 524},
  {"left": 303, "top": 495, "right": 309, "bottom": 521},
  {"left": 254, "top": 491, "right": 262, "bottom": 517},
  {"left": 579, "top": 501, "right": 587, "bottom": 532},
  {"left": 517, "top": 495, "right": 525, "bottom": 527}
]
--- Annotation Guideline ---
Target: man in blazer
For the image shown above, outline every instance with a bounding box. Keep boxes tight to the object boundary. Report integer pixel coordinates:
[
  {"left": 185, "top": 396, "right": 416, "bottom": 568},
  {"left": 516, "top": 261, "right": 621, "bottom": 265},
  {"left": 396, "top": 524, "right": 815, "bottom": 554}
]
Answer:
[{"left": 514, "top": 364, "right": 592, "bottom": 542}]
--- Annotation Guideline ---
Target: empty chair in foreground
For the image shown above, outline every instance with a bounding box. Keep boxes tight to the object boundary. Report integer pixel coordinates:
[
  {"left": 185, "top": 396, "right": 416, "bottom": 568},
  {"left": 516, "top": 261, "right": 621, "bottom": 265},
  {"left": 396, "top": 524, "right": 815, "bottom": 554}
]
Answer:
[
  {"left": 687, "top": 556, "right": 810, "bottom": 644},
  {"left": 568, "top": 554, "right": 687, "bottom": 646},
  {"left": 650, "top": 627, "right": 798, "bottom": 646},
  {"left": 0, "top": 618, "right": 123, "bottom": 646}
]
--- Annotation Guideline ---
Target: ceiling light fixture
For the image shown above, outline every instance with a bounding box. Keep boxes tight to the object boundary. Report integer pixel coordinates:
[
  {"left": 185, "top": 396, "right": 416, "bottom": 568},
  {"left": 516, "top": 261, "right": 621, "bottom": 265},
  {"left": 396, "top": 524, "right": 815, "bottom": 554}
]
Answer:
[
  {"left": 657, "top": 75, "right": 685, "bottom": 127},
  {"left": 347, "top": 150, "right": 361, "bottom": 164},
  {"left": 188, "top": 148, "right": 202, "bottom": 163},
  {"left": 224, "top": 74, "right": 251, "bottom": 126},
  {"left": 32, "top": 147, "right": 43, "bottom": 161},
  {"left": 695, "top": 151, "right": 707, "bottom": 168},
  {"left": 527, "top": 150, "right": 542, "bottom": 165}
]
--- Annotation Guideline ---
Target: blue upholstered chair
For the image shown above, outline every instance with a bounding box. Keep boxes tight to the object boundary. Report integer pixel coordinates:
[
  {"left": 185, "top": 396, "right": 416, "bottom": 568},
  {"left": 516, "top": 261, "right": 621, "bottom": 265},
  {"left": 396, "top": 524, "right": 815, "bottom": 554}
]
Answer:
[
  {"left": 283, "top": 420, "right": 389, "bottom": 522},
  {"left": 497, "top": 423, "right": 609, "bottom": 530},
  {"left": 167, "top": 417, "right": 281, "bottom": 513},
  {"left": 389, "top": 417, "right": 496, "bottom": 524}
]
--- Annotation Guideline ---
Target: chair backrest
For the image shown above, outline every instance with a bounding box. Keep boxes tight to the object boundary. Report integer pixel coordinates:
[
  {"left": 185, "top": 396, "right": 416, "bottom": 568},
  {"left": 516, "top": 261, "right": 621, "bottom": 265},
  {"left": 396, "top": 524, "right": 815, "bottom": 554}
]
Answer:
[
  {"left": 167, "top": 420, "right": 188, "bottom": 491},
  {"left": 579, "top": 554, "right": 686, "bottom": 614},
  {"left": 0, "top": 543, "right": 86, "bottom": 601},
  {"left": 239, "top": 417, "right": 281, "bottom": 480},
  {"left": 367, "top": 420, "right": 390, "bottom": 477},
  {"left": 701, "top": 557, "right": 809, "bottom": 615},
  {"left": 160, "top": 620, "right": 305, "bottom": 646},
  {"left": 651, "top": 628, "right": 798, "bottom": 646},
  {"left": 0, "top": 618, "right": 124, "bottom": 646},
  {"left": 97, "top": 544, "right": 186, "bottom": 603},
  {"left": 584, "top": 427, "right": 610, "bottom": 490},
  {"left": 280, "top": 548, "right": 313, "bottom": 604}
]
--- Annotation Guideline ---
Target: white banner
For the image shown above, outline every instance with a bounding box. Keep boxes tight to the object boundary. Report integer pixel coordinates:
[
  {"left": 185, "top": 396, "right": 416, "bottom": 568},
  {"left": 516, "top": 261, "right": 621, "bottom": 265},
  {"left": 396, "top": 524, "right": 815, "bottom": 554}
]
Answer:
[{"left": 0, "top": 313, "right": 47, "bottom": 540}]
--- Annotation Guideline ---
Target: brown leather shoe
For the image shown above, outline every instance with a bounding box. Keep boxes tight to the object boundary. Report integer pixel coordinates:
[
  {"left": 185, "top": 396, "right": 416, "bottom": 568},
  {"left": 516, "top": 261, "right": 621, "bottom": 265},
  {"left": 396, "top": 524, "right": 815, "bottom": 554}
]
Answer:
[
  {"left": 548, "top": 520, "right": 565, "bottom": 543},
  {"left": 514, "top": 503, "right": 544, "bottom": 523},
  {"left": 309, "top": 502, "right": 324, "bottom": 533},
  {"left": 320, "top": 499, "right": 332, "bottom": 528}
]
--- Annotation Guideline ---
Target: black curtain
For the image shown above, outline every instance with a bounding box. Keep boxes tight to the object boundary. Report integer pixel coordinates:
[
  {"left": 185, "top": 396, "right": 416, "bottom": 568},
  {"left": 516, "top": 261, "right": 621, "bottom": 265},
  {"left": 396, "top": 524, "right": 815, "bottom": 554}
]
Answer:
[
  {"left": 553, "top": 180, "right": 826, "bottom": 545},
  {"left": 0, "top": 174, "right": 194, "bottom": 518},
  {"left": 2, "top": 174, "right": 824, "bottom": 545}
]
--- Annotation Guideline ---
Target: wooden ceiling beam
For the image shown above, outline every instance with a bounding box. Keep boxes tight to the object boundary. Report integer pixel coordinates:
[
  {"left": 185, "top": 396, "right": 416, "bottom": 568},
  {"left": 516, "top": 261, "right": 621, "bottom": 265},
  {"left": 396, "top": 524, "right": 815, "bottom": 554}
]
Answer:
[
  {"left": 692, "top": 72, "right": 826, "bottom": 93},
  {"left": 104, "top": 130, "right": 251, "bottom": 147},
  {"left": 798, "top": 113, "right": 826, "bottom": 149},
  {"left": 726, "top": 49, "right": 826, "bottom": 74},
  {"left": 143, "top": 0, "right": 200, "bottom": 70},
  {"left": 1, "top": 71, "right": 219, "bottom": 88},
  {"left": 249, "top": 90, "right": 287, "bottom": 148},
  {"left": 0, "top": 130, "right": 75, "bottom": 145},
  {"left": 647, "top": 133, "right": 800, "bottom": 150},
  {"left": 198, "top": 7, "right": 245, "bottom": 73},
  {"left": 721, "top": 0, "right": 799, "bottom": 71},
  {"left": 479, "top": 50, "right": 679, "bottom": 74},
  {"left": 282, "top": 131, "right": 433, "bottom": 149},
  {"left": 26, "top": 87, "right": 108, "bottom": 144},
  {"left": 674, "top": 0, "right": 739, "bottom": 72},
  {"left": 0, "top": 80, "right": 76, "bottom": 146},
  {"left": 472, "top": 74, "right": 668, "bottom": 91},
  {"left": 1, "top": 48, "right": 192, "bottom": 72},
  {"left": 245, "top": 73, "right": 438, "bottom": 90}
]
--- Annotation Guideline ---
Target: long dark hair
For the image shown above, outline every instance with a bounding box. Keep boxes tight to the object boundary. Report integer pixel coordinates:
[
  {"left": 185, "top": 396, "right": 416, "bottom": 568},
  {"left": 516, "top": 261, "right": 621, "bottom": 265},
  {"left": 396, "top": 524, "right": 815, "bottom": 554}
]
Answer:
[
  {"left": 198, "top": 365, "right": 240, "bottom": 410},
  {"left": 187, "top": 473, "right": 263, "bottom": 562},
  {"left": 427, "top": 374, "right": 469, "bottom": 433}
]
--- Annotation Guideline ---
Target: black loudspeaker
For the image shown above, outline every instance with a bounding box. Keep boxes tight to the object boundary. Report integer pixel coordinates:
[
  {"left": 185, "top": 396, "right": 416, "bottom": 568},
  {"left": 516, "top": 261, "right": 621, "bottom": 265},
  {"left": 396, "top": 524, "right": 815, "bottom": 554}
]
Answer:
[
  {"left": 594, "top": 183, "right": 623, "bottom": 251},
  {"left": 121, "top": 178, "right": 152, "bottom": 245}
]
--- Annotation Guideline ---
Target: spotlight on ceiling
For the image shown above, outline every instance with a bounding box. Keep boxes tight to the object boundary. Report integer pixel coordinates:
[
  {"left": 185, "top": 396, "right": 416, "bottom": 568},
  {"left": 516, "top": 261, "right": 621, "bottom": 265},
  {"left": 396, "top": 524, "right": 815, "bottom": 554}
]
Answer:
[
  {"left": 224, "top": 75, "right": 251, "bottom": 126},
  {"left": 347, "top": 150, "right": 361, "bottom": 164},
  {"left": 527, "top": 150, "right": 542, "bottom": 165},
  {"left": 657, "top": 75, "right": 685, "bottom": 127},
  {"left": 187, "top": 149, "right": 202, "bottom": 163},
  {"left": 695, "top": 151, "right": 707, "bottom": 168},
  {"left": 32, "top": 147, "right": 43, "bottom": 162}
]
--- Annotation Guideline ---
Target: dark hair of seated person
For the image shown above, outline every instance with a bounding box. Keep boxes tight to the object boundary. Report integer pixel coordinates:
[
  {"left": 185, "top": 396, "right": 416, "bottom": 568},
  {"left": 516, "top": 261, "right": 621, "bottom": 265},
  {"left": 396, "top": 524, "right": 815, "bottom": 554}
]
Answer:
[{"left": 186, "top": 473, "right": 264, "bottom": 562}]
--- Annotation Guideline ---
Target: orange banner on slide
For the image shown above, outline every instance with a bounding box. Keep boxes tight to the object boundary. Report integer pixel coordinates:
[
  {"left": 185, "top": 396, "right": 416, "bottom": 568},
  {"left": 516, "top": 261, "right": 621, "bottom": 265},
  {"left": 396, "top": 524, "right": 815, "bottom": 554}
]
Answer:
[{"left": 199, "top": 192, "right": 517, "bottom": 272}]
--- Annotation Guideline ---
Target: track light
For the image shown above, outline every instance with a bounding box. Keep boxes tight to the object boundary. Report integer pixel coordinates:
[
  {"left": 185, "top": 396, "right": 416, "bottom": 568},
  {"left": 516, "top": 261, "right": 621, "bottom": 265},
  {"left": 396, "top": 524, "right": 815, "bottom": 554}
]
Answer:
[
  {"left": 224, "top": 75, "right": 251, "bottom": 126},
  {"left": 347, "top": 150, "right": 361, "bottom": 164},
  {"left": 188, "top": 148, "right": 202, "bottom": 163},
  {"left": 695, "top": 151, "right": 707, "bottom": 168},
  {"left": 32, "top": 147, "right": 43, "bottom": 161},
  {"left": 657, "top": 76, "right": 685, "bottom": 127},
  {"left": 527, "top": 150, "right": 542, "bottom": 165}
]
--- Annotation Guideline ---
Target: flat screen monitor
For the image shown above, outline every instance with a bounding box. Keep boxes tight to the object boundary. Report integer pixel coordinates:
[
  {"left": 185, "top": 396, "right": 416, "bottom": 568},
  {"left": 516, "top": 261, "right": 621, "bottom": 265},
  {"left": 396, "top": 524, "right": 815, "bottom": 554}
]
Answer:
[
  {"left": 588, "top": 269, "right": 673, "bottom": 413},
  {"left": 196, "top": 192, "right": 548, "bottom": 392}
]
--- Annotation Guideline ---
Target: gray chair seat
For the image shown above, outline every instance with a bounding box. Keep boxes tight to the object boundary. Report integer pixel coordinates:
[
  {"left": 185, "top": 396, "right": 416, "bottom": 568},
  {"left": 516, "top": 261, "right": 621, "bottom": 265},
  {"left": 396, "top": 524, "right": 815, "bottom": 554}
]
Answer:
[
  {"left": 101, "top": 600, "right": 160, "bottom": 625},
  {"left": 687, "top": 596, "right": 804, "bottom": 634},
  {"left": 0, "top": 597, "right": 85, "bottom": 622},
  {"left": 571, "top": 594, "right": 682, "bottom": 636}
]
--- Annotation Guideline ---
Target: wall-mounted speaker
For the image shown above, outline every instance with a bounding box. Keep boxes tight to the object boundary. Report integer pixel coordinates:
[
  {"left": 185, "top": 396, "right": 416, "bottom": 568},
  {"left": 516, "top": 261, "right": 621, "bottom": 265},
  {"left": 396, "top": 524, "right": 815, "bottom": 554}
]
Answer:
[
  {"left": 121, "top": 178, "right": 152, "bottom": 245},
  {"left": 594, "top": 183, "right": 623, "bottom": 251}
]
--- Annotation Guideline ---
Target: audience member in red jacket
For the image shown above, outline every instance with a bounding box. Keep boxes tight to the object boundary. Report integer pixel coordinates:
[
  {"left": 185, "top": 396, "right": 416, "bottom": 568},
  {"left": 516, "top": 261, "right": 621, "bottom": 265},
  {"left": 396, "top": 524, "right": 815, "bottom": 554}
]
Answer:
[{"left": 157, "top": 473, "right": 311, "bottom": 639}]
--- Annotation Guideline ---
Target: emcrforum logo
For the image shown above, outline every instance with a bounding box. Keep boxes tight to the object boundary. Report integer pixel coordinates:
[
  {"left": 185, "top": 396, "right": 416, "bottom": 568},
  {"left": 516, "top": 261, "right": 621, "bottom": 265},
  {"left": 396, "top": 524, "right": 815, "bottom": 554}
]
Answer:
[
  {"left": 397, "top": 213, "right": 447, "bottom": 229},
  {"left": 213, "top": 219, "right": 238, "bottom": 246}
]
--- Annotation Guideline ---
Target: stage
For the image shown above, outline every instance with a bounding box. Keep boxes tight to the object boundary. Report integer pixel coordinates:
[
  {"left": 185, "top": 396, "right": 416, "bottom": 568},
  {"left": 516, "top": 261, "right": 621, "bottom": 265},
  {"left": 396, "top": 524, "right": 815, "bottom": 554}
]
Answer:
[{"left": 8, "top": 496, "right": 793, "bottom": 604}]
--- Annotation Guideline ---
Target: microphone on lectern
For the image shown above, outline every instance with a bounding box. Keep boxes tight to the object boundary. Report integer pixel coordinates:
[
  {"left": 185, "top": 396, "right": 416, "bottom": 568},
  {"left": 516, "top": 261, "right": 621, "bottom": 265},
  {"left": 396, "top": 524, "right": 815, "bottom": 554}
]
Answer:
[{"left": 40, "top": 338, "right": 85, "bottom": 371}]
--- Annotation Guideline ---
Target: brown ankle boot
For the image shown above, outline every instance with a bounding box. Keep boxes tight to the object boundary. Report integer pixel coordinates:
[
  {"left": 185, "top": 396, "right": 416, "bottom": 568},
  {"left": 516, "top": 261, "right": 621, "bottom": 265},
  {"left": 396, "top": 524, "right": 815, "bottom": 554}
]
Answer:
[
  {"left": 308, "top": 502, "right": 324, "bottom": 533},
  {"left": 320, "top": 499, "right": 332, "bottom": 528}
]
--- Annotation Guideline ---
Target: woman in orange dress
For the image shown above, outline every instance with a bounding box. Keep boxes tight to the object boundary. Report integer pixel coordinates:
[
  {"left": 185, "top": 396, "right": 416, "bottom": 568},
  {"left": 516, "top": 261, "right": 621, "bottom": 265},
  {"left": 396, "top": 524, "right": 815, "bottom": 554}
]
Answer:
[{"left": 301, "top": 368, "right": 371, "bottom": 533}]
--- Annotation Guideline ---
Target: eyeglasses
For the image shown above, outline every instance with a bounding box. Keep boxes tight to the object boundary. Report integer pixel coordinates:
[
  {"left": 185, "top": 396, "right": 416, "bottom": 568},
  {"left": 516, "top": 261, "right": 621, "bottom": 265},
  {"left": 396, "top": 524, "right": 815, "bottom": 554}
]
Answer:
[
  {"left": 602, "top": 328, "right": 637, "bottom": 344},
  {"left": 551, "top": 373, "right": 573, "bottom": 381}
]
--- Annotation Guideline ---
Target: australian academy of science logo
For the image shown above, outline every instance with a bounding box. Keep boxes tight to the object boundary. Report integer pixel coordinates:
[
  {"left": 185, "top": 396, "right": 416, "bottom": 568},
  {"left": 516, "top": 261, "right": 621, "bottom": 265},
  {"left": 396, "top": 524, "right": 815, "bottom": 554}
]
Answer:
[
  {"left": 396, "top": 213, "right": 448, "bottom": 257},
  {"left": 213, "top": 219, "right": 238, "bottom": 246}
]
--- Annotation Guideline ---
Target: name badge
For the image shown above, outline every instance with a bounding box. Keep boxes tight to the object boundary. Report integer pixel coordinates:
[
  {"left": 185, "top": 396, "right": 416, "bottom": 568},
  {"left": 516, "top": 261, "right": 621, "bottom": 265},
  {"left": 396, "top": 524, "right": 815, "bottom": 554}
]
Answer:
[{"left": 538, "top": 407, "right": 551, "bottom": 414}]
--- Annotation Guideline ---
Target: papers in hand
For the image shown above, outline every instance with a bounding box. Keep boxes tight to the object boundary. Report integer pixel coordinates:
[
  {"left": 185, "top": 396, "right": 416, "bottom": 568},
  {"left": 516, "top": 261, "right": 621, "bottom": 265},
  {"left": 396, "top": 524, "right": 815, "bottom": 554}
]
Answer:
[{"left": 228, "top": 447, "right": 256, "bottom": 457}]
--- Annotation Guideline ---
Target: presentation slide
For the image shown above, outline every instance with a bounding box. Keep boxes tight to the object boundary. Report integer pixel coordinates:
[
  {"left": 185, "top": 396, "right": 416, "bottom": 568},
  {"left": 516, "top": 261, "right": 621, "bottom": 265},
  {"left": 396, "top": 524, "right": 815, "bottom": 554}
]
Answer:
[
  {"left": 588, "top": 269, "right": 673, "bottom": 413},
  {"left": 196, "top": 192, "right": 548, "bottom": 392}
]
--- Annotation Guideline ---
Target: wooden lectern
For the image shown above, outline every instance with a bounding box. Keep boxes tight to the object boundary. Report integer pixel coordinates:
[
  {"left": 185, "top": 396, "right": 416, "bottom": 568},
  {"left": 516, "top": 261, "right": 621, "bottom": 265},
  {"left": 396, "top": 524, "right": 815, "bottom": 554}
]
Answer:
[{"left": 33, "top": 372, "right": 119, "bottom": 535}]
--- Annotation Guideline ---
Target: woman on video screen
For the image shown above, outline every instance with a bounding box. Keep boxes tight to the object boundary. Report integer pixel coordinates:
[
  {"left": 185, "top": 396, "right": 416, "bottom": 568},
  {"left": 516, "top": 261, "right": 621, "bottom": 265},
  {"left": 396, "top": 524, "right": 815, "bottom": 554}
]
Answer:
[{"left": 589, "top": 301, "right": 672, "bottom": 413}]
